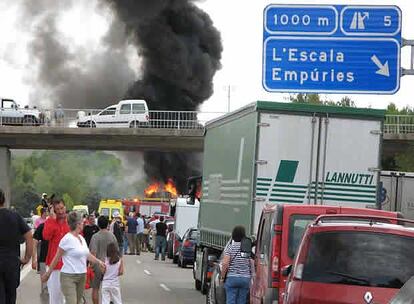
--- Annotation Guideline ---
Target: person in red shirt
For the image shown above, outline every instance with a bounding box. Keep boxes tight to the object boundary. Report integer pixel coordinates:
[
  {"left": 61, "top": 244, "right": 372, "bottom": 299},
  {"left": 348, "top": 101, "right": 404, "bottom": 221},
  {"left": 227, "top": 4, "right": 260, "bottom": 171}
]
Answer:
[{"left": 42, "top": 199, "right": 69, "bottom": 304}]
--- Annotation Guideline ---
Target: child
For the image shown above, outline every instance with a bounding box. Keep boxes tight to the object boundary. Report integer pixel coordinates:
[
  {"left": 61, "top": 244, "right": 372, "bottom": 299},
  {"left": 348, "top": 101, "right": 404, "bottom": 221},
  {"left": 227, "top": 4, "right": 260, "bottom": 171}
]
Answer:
[{"left": 102, "top": 243, "right": 124, "bottom": 304}]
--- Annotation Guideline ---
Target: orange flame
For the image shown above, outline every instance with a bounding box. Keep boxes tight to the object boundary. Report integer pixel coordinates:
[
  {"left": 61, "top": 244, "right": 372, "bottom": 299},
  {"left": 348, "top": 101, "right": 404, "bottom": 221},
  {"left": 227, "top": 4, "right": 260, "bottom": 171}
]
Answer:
[
  {"left": 144, "top": 182, "right": 160, "bottom": 197},
  {"left": 164, "top": 178, "right": 178, "bottom": 198}
]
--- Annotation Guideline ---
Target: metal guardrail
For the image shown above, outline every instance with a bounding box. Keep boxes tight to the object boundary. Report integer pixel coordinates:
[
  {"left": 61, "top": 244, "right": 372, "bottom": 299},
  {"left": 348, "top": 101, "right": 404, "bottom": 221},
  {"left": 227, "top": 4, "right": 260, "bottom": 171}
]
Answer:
[
  {"left": 1, "top": 109, "right": 413, "bottom": 134},
  {"left": 0, "top": 108, "right": 225, "bottom": 130},
  {"left": 384, "top": 115, "right": 414, "bottom": 134}
]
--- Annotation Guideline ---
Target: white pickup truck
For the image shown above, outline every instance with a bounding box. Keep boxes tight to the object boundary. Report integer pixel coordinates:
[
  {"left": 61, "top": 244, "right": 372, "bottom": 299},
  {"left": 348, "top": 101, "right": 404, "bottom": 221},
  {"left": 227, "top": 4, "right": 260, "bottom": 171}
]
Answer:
[
  {"left": 0, "top": 98, "right": 43, "bottom": 126},
  {"left": 77, "top": 99, "right": 149, "bottom": 128}
]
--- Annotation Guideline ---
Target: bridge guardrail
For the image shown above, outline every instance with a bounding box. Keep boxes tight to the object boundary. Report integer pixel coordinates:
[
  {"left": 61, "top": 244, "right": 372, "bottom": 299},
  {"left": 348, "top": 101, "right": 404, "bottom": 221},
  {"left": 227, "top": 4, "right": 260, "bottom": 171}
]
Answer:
[
  {"left": 0, "top": 108, "right": 226, "bottom": 130},
  {"left": 384, "top": 115, "right": 414, "bottom": 134}
]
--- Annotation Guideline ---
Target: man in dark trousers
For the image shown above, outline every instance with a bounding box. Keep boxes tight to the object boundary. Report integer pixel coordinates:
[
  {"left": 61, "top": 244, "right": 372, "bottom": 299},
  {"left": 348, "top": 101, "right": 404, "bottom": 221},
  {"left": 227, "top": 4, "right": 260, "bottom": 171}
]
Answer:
[
  {"left": 0, "top": 188, "right": 33, "bottom": 304},
  {"left": 155, "top": 216, "right": 168, "bottom": 261}
]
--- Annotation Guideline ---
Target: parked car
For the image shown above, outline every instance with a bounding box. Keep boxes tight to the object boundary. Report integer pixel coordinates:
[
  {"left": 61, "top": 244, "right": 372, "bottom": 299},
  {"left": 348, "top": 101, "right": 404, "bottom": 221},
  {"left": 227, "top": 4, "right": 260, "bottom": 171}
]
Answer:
[
  {"left": 77, "top": 99, "right": 149, "bottom": 128},
  {"left": 249, "top": 204, "right": 402, "bottom": 304},
  {"left": 177, "top": 228, "right": 199, "bottom": 268},
  {"left": 284, "top": 214, "right": 414, "bottom": 304},
  {"left": 205, "top": 204, "right": 401, "bottom": 304},
  {"left": 0, "top": 98, "right": 43, "bottom": 126}
]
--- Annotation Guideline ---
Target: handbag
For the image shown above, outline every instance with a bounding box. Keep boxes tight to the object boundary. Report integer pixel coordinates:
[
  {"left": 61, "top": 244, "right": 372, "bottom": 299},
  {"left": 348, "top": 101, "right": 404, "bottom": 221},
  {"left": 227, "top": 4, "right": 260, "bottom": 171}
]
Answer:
[{"left": 221, "top": 248, "right": 241, "bottom": 283}]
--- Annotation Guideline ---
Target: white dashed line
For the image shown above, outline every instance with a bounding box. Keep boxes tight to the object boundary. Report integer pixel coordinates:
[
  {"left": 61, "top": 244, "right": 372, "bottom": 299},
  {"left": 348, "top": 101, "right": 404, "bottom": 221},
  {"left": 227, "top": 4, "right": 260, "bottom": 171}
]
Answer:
[
  {"left": 136, "top": 259, "right": 142, "bottom": 265},
  {"left": 144, "top": 269, "right": 151, "bottom": 276},
  {"left": 160, "top": 283, "right": 171, "bottom": 292}
]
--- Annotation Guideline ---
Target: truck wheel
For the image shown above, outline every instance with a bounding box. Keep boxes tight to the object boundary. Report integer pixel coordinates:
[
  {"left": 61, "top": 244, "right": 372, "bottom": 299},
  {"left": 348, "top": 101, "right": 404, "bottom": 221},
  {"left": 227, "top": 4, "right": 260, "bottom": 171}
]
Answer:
[
  {"left": 173, "top": 254, "right": 178, "bottom": 264},
  {"left": 195, "top": 278, "right": 202, "bottom": 291},
  {"left": 22, "top": 117, "right": 36, "bottom": 126},
  {"left": 200, "top": 248, "right": 209, "bottom": 295}
]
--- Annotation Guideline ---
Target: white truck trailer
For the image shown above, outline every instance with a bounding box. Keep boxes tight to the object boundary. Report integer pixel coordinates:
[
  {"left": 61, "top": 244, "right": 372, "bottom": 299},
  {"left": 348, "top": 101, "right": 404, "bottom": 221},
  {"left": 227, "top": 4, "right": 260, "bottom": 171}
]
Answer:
[{"left": 193, "top": 101, "right": 385, "bottom": 293}]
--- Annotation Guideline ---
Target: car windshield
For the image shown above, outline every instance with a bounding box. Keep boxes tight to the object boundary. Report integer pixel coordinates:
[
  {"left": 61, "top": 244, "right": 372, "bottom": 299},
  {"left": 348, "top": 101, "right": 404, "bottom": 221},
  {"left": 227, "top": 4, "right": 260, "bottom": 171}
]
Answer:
[
  {"left": 302, "top": 231, "right": 414, "bottom": 289},
  {"left": 100, "top": 208, "right": 110, "bottom": 217},
  {"left": 288, "top": 214, "right": 317, "bottom": 258}
]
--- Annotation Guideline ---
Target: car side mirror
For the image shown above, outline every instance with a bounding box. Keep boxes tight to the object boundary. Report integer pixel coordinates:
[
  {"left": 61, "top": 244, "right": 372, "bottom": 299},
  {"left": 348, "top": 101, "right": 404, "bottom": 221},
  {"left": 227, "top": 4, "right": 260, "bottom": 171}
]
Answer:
[
  {"left": 241, "top": 237, "right": 253, "bottom": 258},
  {"left": 282, "top": 264, "right": 292, "bottom": 276}
]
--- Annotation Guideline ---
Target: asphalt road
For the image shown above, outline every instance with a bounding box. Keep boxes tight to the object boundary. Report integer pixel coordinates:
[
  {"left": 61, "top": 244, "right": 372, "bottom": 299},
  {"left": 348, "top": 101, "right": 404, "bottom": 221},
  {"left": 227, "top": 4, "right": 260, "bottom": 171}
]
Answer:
[{"left": 17, "top": 252, "right": 204, "bottom": 304}]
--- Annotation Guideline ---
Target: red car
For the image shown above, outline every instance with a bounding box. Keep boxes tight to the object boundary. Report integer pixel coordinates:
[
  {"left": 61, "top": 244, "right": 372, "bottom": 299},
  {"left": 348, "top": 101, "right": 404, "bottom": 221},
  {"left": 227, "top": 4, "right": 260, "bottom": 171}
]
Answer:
[
  {"left": 284, "top": 214, "right": 414, "bottom": 304},
  {"left": 249, "top": 204, "right": 401, "bottom": 304}
]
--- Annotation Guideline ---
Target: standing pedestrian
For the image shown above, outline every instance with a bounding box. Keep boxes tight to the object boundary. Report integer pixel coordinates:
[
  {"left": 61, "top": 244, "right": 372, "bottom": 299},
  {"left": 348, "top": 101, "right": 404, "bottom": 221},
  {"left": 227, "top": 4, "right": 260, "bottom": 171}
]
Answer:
[
  {"left": 220, "top": 226, "right": 253, "bottom": 304},
  {"left": 110, "top": 212, "right": 125, "bottom": 255},
  {"left": 101, "top": 243, "right": 124, "bottom": 304},
  {"left": 89, "top": 216, "right": 118, "bottom": 304},
  {"left": 43, "top": 199, "right": 70, "bottom": 304},
  {"left": 34, "top": 207, "right": 47, "bottom": 229},
  {"left": 126, "top": 212, "right": 138, "bottom": 255},
  {"left": 83, "top": 214, "right": 99, "bottom": 247},
  {"left": 0, "top": 188, "right": 33, "bottom": 304},
  {"left": 32, "top": 221, "right": 49, "bottom": 294},
  {"left": 143, "top": 222, "right": 150, "bottom": 252},
  {"left": 136, "top": 213, "right": 144, "bottom": 255},
  {"left": 154, "top": 216, "right": 168, "bottom": 261},
  {"left": 42, "top": 212, "right": 106, "bottom": 304}
]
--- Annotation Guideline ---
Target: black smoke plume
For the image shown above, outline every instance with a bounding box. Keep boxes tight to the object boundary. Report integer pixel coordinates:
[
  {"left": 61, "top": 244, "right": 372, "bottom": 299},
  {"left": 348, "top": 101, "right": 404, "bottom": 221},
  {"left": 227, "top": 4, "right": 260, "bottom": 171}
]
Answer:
[{"left": 105, "top": 0, "right": 222, "bottom": 192}]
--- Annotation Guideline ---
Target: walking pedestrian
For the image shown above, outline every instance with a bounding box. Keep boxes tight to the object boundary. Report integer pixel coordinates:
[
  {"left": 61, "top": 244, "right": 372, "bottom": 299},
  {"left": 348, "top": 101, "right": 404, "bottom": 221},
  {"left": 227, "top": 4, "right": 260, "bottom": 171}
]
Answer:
[
  {"left": 32, "top": 221, "right": 49, "bottom": 294},
  {"left": 89, "top": 216, "right": 118, "bottom": 304},
  {"left": 154, "top": 216, "right": 168, "bottom": 261},
  {"left": 110, "top": 212, "right": 125, "bottom": 255},
  {"left": 43, "top": 199, "right": 70, "bottom": 304},
  {"left": 42, "top": 211, "right": 105, "bottom": 304},
  {"left": 136, "top": 213, "right": 144, "bottom": 255},
  {"left": 83, "top": 214, "right": 99, "bottom": 247},
  {"left": 220, "top": 226, "right": 253, "bottom": 304},
  {"left": 101, "top": 243, "right": 124, "bottom": 304},
  {"left": 0, "top": 188, "right": 33, "bottom": 304},
  {"left": 126, "top": 212, "right": 138, "bottom": 255}
]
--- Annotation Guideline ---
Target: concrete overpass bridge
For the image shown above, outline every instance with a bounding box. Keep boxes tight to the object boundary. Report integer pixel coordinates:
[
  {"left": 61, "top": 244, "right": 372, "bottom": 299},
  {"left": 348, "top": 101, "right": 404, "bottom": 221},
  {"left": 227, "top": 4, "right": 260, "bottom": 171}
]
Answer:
[{"left": 0, "top": 110, "right": 413, "bottom": 206}]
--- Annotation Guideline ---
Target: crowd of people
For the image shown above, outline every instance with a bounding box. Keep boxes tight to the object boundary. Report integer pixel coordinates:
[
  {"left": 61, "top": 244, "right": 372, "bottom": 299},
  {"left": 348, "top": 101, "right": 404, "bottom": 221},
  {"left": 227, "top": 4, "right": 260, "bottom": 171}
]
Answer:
[{"left": 0, "top": 188, "right": 174, "bottom": 304}]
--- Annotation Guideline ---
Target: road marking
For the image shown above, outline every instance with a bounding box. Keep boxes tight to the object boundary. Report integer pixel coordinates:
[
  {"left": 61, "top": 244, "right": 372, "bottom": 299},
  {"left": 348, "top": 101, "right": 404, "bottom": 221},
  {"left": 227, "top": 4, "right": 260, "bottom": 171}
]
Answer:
[
  {"left": 136, "top": 259, "right": 142, "bottom": 265},
  {"left": 160, "top": 283, "right": 171, "bottom": 292},
  {"left": 144, "top": 269, "right": 151, "bottom": 276},
  {"left": 20, "top": 265, "right": 31, "bottom": 282}
]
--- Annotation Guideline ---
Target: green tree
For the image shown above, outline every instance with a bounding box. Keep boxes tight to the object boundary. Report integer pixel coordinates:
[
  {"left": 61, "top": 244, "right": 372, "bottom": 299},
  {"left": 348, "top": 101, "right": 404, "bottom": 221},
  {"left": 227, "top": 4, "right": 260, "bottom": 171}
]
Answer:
[{"left": 289, "top": 94, "right": 355, "bottom": 107}]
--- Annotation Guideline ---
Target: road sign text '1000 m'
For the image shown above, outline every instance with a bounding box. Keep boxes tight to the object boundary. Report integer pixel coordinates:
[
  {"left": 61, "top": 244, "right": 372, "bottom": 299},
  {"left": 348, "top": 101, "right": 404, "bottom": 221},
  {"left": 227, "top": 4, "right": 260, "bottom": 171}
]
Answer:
[{"left": 263, "top": 5, "right": 402, "bottom": 94}]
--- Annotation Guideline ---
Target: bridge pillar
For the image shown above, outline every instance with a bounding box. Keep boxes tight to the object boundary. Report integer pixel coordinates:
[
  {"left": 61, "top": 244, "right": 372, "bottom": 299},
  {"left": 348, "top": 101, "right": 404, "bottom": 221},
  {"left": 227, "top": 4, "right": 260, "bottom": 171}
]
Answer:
[{"left": 0, "top": 147, "right": 11, "bottom": 208}]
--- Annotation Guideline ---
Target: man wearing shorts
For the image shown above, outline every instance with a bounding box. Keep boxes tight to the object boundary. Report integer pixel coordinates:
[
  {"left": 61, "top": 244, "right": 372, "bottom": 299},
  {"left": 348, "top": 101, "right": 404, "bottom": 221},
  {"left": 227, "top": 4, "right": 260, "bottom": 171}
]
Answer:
[{"left": 89, "top": 216, "right": 118, "bottom": 304}]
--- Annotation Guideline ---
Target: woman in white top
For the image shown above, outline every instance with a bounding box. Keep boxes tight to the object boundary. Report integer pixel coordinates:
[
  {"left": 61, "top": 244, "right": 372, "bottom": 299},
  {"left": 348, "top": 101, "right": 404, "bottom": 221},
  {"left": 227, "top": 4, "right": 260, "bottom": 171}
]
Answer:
[
  {"left": 42, "top": 211, "right": 106, "bottom": 304},
  {"left": 102, "top": 242, "right": 124, "bottom": 304}
]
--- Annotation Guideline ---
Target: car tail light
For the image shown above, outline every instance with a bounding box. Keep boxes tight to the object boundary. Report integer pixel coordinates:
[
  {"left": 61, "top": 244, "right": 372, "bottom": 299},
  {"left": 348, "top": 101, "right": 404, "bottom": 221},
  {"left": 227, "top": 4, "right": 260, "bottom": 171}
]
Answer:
[
  {"left": 271, "top": 224, "right": 282, "bottom": 287},
  {"left": 183, "top": 240, "right": 192, "bottom": 247}
]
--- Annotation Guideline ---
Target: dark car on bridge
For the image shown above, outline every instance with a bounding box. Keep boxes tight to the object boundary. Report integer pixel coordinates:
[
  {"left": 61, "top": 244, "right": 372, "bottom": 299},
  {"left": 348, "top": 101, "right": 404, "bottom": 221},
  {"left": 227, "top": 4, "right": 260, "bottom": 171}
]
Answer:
[{"left": 177, "top": 227, "right": 199, "bottom": 268}]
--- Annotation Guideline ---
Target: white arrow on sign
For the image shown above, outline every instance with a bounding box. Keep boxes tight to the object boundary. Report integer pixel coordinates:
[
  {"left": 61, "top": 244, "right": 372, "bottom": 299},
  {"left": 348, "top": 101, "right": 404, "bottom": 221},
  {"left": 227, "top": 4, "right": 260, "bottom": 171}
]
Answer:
[{"left": 371, "top": 55, "right": 390, "bottom": 77}]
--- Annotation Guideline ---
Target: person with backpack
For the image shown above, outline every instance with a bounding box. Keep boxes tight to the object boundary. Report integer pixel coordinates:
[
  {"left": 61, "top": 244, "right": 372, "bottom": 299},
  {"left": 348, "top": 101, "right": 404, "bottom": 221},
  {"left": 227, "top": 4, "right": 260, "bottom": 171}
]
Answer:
[
  {"left": 101, "top": 242, "right": 124, "bottom": 304},
  {"left": 220, "top": 225, "right": 253, "bottom": 304},
  {"left": 110, "top": 212, "right": 125, "bottom": 255}
]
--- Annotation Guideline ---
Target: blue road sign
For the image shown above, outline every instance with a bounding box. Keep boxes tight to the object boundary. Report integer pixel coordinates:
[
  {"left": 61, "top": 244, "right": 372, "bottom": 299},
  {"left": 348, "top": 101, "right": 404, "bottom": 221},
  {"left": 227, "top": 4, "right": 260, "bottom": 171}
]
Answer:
[
  {"left": 263, "top": 37, "right": 400, "bottom": 94},
  {"left": 263, "top": 4, "right": 402, "bottom": 94},
  {"left": 264, "top": 5, "right": 338, "bottom": 35}
]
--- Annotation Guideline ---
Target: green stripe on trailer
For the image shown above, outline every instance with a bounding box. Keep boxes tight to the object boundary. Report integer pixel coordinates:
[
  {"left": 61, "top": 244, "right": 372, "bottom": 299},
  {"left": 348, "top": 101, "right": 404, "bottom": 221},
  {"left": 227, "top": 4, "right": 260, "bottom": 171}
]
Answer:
[
  {"left": 308, "top": 196, "right": 376, "bottom": 204},
  {"left": 309, "top": 191, "right": 376, "bottom": 199},
  {"left": 257, "top": 187, "right": 270, "bottom": 191},
  {"left": 274, "top": 183, "right": 308, "bottom": 189},
  {"left": 270, "top": 193, "right": 306, "bottom": 199},
  {"left": 272, "top": 189, "right": 307, "bottom": 194},
  {"left": 269, "top": 198, "right": 304, "bottom": 204},
  {"left": 313, "top": 182, "right": 376, "bottom": 189},
  {"left": 256, "top": 193, "right": 268, "bottom": 196},
  {"left": 257, "top": 182, "right": 272, "bottom": 186},
  {"left": 319, "top": 187, "right": 376, "bottom": 194},
  {"left": 258, "top": 177, "right": 272, "bottom": 181}
]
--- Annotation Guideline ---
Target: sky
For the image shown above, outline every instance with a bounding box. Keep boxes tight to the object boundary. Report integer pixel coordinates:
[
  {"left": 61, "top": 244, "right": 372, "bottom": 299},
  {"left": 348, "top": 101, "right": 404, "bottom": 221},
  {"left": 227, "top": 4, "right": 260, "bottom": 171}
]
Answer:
[{"left": 0, "top": 0, "right": 413, "bottom": 113}]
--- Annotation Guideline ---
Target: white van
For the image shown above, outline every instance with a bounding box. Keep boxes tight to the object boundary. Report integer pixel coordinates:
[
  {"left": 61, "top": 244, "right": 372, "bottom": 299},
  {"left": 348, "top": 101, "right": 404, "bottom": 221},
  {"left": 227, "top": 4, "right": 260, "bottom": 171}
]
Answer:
[{"left": 77, "top": 99, "right": 149, "bottom": 128}]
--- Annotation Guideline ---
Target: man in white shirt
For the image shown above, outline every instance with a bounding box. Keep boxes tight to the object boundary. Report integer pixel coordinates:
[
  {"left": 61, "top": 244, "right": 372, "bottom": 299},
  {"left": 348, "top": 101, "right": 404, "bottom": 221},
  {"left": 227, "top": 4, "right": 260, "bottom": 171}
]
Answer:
[{"left": 136, "top": 213, "right": 145, "bottom": 255}]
